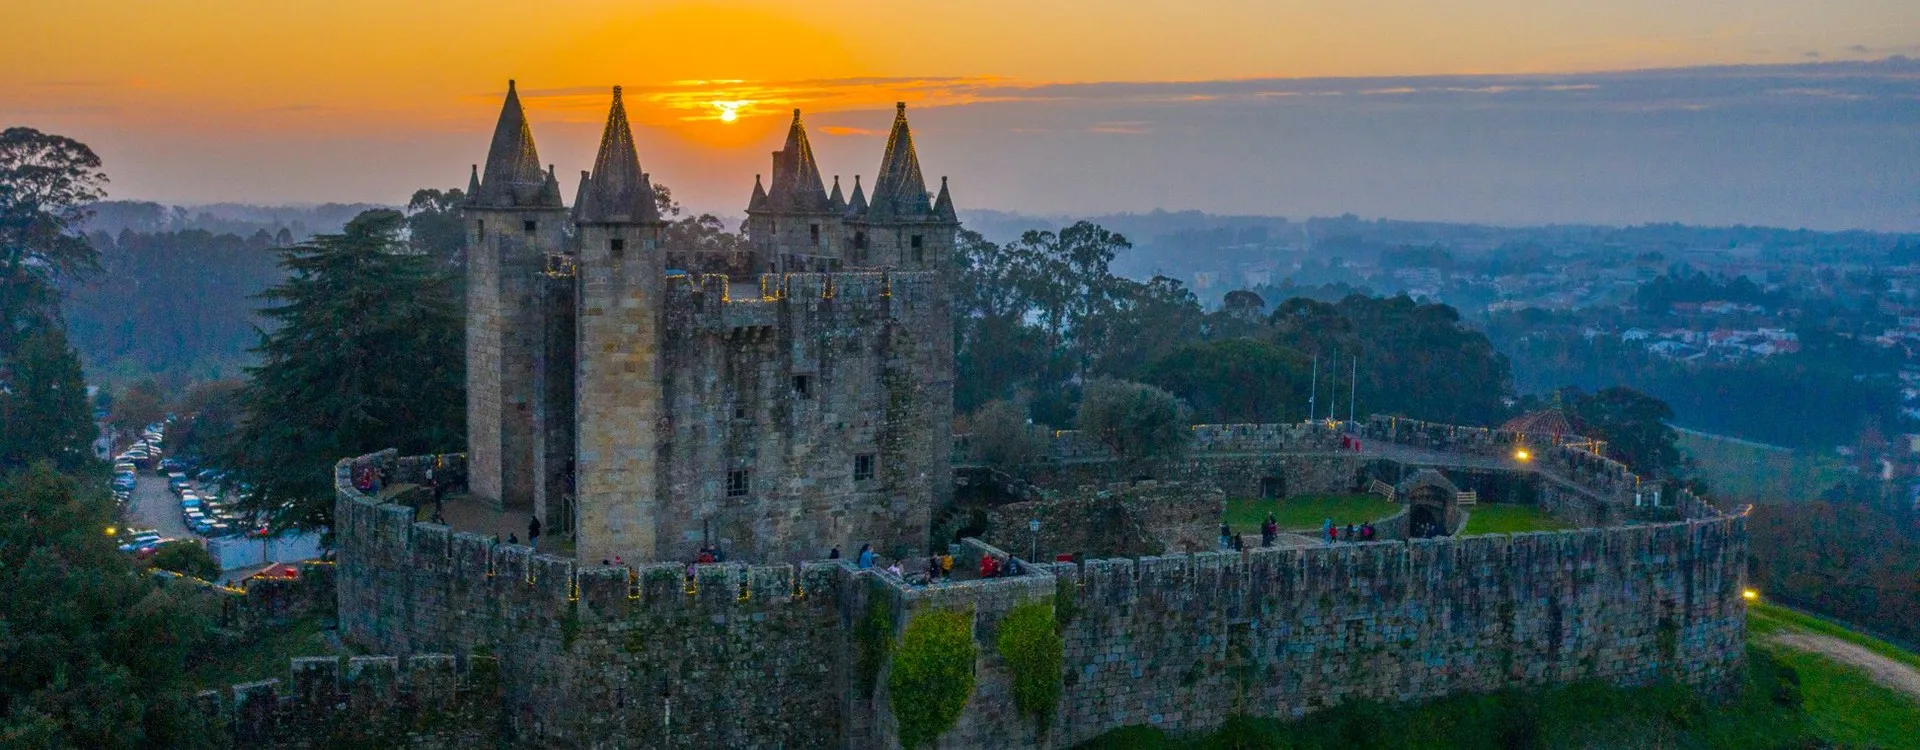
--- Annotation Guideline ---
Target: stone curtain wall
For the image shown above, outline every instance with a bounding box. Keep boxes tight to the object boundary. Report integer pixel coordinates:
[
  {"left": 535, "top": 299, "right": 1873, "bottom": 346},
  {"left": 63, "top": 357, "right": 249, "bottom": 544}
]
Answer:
[
  {"left": 1043, "top": 514, "right": 1748, "bottom": 745},
  {"left": 336, "top": 468, "right": 852, "bottom": 747},
  {"left": 336, "top": 428, "right": 1744, "bottom": 749},
  {"left": 657, "top": 271, "right": 948, "bottom": 563},
  {"left": 201, "top": 654, "right": 504, "bottom": 749},
  {"left": 983, "top": 481, "right": 1225, "bottom": 559}
]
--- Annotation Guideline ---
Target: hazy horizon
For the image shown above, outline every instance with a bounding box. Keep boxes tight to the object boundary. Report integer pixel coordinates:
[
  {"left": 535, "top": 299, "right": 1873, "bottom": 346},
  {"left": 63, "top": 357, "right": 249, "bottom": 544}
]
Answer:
[{"left": 6, "top": 1, "right": 1919, "bottom": 231}]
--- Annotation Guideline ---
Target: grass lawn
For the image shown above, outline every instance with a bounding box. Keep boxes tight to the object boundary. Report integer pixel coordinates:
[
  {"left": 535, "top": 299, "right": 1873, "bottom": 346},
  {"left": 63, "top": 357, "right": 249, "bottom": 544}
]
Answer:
[
  {"left": 1460, "top": 503, "right": 1574, "bottom": 535},
  {"left": 1224, "top": 494, "right": 1397, "bottom": 530},
  {"left": 1677, "top": 429, "right": 1845, "bottom": 503},
  {"left": 1749, "top": 602, "right": 1920, "bottom": 748},
  {"left": 187, "top": 613, "right": 357, "bottom": 690}
]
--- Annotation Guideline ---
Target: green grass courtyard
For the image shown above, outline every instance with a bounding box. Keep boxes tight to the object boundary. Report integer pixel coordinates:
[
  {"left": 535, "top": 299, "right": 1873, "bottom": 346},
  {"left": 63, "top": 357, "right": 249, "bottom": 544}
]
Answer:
[
  {"left": 1223, "top": 494, "right": 1398, "bottom": 531},
  {"left": 1459, "top": 503, "right": 1575, "bottom": 535}
]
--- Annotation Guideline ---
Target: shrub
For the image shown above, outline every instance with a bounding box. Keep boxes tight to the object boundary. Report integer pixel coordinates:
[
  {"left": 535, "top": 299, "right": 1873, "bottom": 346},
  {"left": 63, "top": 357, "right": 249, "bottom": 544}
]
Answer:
[
  {"left": 854, "top": 594, "right": 895, "bottom": 698},
  {"left": 997, "top": 601, "right": 1064, "bottom": 733},
  {"left": 889, "top": 608, "right": 977, "bottom": 749},
  {"left": 150, "top": 540, "right": 219, "bottom": 580},
  {"left": 1076, "top": 379, "right": 1192, "bottom": 464}
]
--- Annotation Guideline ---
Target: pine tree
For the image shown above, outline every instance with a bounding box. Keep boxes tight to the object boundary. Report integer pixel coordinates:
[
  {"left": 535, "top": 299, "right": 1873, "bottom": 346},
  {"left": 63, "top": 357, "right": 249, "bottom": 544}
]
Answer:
[
  {"left": 228, "top": 209, "right": 464, "bottom": 532},
  {"left": 0, "top": 327, "right": 94, "bottom": 472}
]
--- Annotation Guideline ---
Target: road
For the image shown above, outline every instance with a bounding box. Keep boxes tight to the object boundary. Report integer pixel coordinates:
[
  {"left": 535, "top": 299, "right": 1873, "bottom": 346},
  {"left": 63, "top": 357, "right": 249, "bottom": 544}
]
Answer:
[{"left": 126, "top": 470, "right": 195, "bottom": 543}]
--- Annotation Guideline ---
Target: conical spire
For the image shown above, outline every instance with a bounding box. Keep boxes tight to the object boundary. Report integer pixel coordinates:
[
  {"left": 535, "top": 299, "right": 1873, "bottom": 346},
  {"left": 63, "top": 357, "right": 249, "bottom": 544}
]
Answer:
[
  {"left": 847, "top": 174, "right": 867, "bottom": 216},
  {"left": 747, "top": 174, "right": 768, "bottom": 212},
  {"left": 869, "top": 102, "right": 931, "bottom": 218},
  {"left": 932, "top": 176, "right": 955, "bottom": 221},
  {"left": 577, "top": 86, "right": 661, "bottom": 224},
  {"left": 466, "top": 164, "right": 481, "bottom": 198},
  {"left": 764, "top": 109, "right": 831, "bottom": 213},
  {"left": 571, "top": 170, "right": 592, "bottom": 223},
  {"left": 538, "top": 164, "right": 563, "bottom": 206},
  {"left": 828, "top": 175, "right": 846, "bottom": 211},
  {"left": 472, "top": 80, "right": 561, "bottom": 209}
]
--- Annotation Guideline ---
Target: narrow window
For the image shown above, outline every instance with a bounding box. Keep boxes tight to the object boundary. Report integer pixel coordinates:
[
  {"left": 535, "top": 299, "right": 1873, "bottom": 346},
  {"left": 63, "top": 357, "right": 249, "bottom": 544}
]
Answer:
[
  {"left": 792, "top": 375, "right": 811, "bottom": 399},
  {"left": 854, "top": 454, "right": 875, "bottom": 482},
  {"left": 910, "top": 234, "right": 923, "bottom": 249},
  {"left": 726, "top": 470, "right": 750, "bottom": 497},
  {"left": 810, "top": 223, "right": 821, "bottom": 247},
  {"left": 854, "top": 232, "right": 867, "bottom": 250},
  {"left": 732, "top": 405, "right": 748, "bottom": 420},
  {"left": 523, "top": 220, "right": 537, "bottom": 233},
  {"left": 610, "top": 237, "right": 625, "bottom": 254},
  {"left": 476, "top": 219, "right": 485, "bottom": 241}
]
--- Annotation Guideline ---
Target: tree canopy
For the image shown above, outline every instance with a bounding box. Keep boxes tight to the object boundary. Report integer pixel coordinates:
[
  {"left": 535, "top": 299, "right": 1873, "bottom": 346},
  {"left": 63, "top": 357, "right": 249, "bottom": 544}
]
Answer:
[{"left": 226, "top": 209, "right": 465, "bottom": 532}]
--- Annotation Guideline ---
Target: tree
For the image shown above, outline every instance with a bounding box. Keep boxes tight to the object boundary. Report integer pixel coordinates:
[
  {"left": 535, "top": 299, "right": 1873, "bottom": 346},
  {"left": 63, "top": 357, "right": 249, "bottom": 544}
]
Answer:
[
  {"left": 962, "top": 400, "right": 1049, "bottom": 471},
  {"left": 1570, "top": 386, "right": 1681, "bottom": 477},
  {"left": 1075, "top": 379, "right": 1192, "bottom": 464},
  {"left": 170, "top": 379, "right": 245, "bottom": 463},
  {"left": 0, "top": 465, "right": 217, "bottom": 748},
  {"left": 148, "top": 541, "right": 220, "bottom": 580},
  {"left": 227, "top": 209, "right": 465, "bottom": 532},
  {"left": 403, "top": 188, "right": 467, "bottom": 267},
  {"left": 109, "top": 378, "right": 167, "bottom": 435},
  {"left": 0, "top": 328, "right": 94, "bottom": 472},
  {"left": 0, "top": 127, "right": 107, "bottom": 352},
  {"left": 1144, "top": 339, "right": 1310, "bottom": 424}
]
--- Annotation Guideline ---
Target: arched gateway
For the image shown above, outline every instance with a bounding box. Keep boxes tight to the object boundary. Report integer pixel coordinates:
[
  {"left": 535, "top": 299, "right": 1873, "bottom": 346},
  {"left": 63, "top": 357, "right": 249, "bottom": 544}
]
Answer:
[{"left": 1397, "top": 469, "right": 1460, "bottom": 538}]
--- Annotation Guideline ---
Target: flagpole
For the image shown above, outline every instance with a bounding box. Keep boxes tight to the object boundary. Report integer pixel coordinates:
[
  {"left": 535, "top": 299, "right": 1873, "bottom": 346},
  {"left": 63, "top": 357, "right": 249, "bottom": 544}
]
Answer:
[{"left": 1308, "top": 355, "right": 1318, "bottom": 422}]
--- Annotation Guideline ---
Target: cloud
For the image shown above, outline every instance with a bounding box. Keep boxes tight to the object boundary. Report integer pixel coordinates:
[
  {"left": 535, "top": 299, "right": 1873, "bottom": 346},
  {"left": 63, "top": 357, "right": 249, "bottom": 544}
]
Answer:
[
  {"left": 1087, "top": 121, "right": 1151, "bottom": 134},
  {"left": 820, "top": 126, "right": 883, "bottom": 136}
]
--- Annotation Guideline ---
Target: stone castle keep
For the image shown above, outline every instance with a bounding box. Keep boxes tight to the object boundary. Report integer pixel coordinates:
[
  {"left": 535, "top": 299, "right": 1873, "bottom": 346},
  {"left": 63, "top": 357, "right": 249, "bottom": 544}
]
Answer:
[
  {"left": 192, "top": 82, "right": 1748, "bottom": 749},
  {"left": 462, "top": 82, "right": 955, "bottom": 564}
]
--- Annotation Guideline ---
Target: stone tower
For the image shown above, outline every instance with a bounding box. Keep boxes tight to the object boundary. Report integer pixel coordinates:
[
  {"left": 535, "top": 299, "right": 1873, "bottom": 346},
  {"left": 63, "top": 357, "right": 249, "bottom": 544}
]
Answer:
[
  {"left": 570, "top": 87, "right": 668, "bottom": 564},
  {"left": 465, "top": 80, "right": 566, "bottom": 512},
  {"left": 851, "top": 102, "right": 958, "bottom": 272},
  {"left": 744, "top": 109, "right": 840, "bottom": 272}
]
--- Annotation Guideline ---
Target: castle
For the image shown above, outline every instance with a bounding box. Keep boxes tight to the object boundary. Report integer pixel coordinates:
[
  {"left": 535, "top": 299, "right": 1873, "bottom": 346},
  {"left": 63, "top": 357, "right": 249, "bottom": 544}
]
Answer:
[
  {"left": 189, "top": 82, "right": 1749, "bottom": 749},
  {"left": 460, "top": 81, "right": 956, "bottom": 565}
]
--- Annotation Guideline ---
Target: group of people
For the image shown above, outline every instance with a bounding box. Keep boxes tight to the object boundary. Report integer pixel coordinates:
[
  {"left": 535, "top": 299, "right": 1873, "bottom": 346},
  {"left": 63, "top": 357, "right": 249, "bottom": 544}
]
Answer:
[
  {"left": 1221, "top": 514, "right": 1288, "bottom": 550},
  {"left": 831, "top": 544, "right": 981, "bottom": 585},
  {"left": 1323, "top": 518, "right": 1377, "bottom": 544}
]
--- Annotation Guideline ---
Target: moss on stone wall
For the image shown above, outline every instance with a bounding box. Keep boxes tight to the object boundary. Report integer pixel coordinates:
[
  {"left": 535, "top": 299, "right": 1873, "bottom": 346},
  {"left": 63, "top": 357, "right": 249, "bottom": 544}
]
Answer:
[
  {"left": 997, "top": 601, "right": 1064, "bottom": 733},
  {"left": 889, "top": 608, "right": 977, "bottom": 750}
]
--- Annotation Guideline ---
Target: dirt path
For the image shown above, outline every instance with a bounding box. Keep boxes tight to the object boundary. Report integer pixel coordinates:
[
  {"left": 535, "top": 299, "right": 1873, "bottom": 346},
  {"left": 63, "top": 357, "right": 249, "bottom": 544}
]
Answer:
[{"left": 1768, "top": 631, "right": 1920, "bottom": 702}]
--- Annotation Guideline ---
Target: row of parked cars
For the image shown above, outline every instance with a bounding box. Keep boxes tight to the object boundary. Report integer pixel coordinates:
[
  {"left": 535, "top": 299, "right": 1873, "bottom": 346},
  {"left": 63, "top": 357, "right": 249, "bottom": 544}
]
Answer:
[
  {"left": 173, "top": 467, "right": 244, "bottom": 538},
  {"left": 114, "top": 423, "right": 173, "bottom": 557}
]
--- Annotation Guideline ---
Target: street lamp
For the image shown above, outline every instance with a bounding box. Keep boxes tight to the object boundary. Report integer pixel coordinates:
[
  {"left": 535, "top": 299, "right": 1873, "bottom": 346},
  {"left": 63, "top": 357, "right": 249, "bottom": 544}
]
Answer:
[{"left": 1029, "top": 518, "right": 1040, "bottom": 564}]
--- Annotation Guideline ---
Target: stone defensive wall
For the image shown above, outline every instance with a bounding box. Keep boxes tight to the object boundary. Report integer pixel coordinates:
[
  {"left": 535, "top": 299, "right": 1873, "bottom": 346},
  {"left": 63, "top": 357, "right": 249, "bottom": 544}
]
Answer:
[
  {"left": 659, "top": 270, "right": 943, "bottom": 331},
  {"left": 334, "top": 414, "right": 1745, "bottom": 748},
  {"left": 1017, "top": 416, "right": 1698, "bottom": 527},
  {"left": 196, "top": 653, "right": 504, "bottom": 748}
]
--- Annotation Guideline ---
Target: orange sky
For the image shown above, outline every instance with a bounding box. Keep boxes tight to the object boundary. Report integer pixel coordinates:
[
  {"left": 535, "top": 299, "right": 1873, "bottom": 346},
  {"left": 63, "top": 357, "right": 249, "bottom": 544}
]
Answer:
[{"left": 3, "top": 0, "right": 1917, "bottom": 224}]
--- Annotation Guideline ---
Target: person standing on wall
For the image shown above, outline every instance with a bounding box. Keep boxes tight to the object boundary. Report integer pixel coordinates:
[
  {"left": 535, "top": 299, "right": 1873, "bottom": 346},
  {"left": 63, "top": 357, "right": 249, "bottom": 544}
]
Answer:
[{"left": 528, "top": 515, "right": 541, "bottom": 550}]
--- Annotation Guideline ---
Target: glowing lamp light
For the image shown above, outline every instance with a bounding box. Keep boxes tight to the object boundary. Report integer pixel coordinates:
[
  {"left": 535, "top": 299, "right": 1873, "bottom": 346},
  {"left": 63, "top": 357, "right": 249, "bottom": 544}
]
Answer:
[
  {"left": 1742, "top": 589, "right": 1759, "bottom": 602},
  {"left": 105, "top": 527, "right": 117, "bottom": 536},
  {"left": 1513, "top": 449, "right": 1532, "bottom": 462}
]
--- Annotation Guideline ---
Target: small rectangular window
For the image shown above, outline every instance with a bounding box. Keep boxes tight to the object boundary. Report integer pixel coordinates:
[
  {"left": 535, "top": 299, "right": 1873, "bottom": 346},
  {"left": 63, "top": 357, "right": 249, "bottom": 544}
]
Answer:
[
  {"left": 854, "top": 454, "right": 875, "bottom": 482},
  {"left": 726, "top": 469, "right": 750, "bottom": 497},
  {"left": 810, "top": 224, "right": 820, "bottom": 247},
  {"left": 854, "top": 232, "right": 867, "bottom": 250},
  {"left": 523, "top": 220, "right": 537, "bottom": 233},
  {"left": 476, "top": 220, "right": 485, "bottom": 241},
  {"left": 793, "top": 375, "right": 811, "bottom": 399},
  {"left": 910, "top": 234, "right": 923, "bottom": 249},
  {"left": 732, "top": 405, "right": 748, "bottom": 420},
  {"left": 610, "top": 237, "right": 625, "bottom": 253}
]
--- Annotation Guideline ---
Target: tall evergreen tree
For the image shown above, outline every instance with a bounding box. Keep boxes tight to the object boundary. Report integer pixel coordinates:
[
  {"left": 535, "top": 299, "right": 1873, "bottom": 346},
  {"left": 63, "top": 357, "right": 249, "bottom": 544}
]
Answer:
[
  {"left": 0, "top": 327, "right": 94, "bottom": 472},
  {"left": 228, "top": 210, "right": 464, "bottom": 532}
]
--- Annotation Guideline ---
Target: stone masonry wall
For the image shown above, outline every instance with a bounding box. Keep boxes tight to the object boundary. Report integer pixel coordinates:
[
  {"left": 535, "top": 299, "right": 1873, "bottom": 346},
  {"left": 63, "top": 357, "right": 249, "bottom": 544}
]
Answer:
[
  {"left": 337, "top": 422, "right": 1745, "bottom": 749},
  {"left": 1042, "top": 513, "right": 1747, "bottom": 745},
  {"left": 656, "top": 271, "right": 948, "bottom": 563},
  {"left": 201, "top": 654, "right": 504, "bottom": 749}
]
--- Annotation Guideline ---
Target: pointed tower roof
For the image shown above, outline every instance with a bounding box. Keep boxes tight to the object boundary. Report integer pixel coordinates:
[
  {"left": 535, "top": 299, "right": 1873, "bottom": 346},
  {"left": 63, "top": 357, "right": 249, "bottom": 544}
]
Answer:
[
  {"left": 828, "top": 175, "right": 846, "bottom": 211},
  {"left": 747, "top": 174, "right": 768, "bottom": 212},
  {"left": 472, "top": 80, "right": 562, "bottom": 209},
  {"left": 763, "top": 109, "right": 832, "bottom": 213},
  {"left": 576, "top": 86, "right": 662, "bottom": 224},
  {"left": 868, "top": 102, "right": 931, "bottom": 219},
  {"left": 538, "top": 165, "right": 563, "bottom": 207},
  {"left": 465, "top": 164, "right": 481, "bottom": 198},
  {"left": 571, "top": 170, "right": 592, "bottom": 223},
  {"left": 932, "top": 176, "right": 956, "bottom": 221},
  {"left": 847, "top": 174, "right": 868, "bottom": 216}
]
